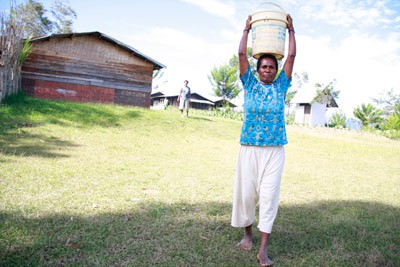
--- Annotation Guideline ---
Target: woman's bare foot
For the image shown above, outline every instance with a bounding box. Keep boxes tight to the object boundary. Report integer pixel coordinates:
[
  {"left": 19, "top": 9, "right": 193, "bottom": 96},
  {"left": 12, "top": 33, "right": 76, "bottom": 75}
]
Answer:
[
  {"left": 236, "top": 236, "right": 253, "bottom": 250},
  {"left": 236, "top": 225, "right": 253, "bottom": 250},
  {"left": 257, "top": 254, "right": 274, "bottom": 267}
]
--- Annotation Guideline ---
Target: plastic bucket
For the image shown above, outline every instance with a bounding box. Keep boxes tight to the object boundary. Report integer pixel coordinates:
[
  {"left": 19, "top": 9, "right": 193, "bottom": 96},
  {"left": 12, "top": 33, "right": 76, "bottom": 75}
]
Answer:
[{"left": 250, "top": 2, "right": 287, "bottom": 60}]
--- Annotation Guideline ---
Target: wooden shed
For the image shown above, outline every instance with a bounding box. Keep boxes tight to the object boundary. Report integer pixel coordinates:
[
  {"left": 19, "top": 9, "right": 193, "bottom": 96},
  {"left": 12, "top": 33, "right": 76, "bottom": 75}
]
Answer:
[{"left": 21, "top": 31, "right": 165, "bottom": 108}]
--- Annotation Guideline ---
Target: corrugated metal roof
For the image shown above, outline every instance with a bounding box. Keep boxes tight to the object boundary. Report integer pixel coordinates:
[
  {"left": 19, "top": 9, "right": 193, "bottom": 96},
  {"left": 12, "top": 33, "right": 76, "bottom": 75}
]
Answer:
[
  {"left": 30, "top": 31, "right": 165, "bottom": 70},
  {"left": 190, "top": 99, "right": 215, "bottom": 105}
]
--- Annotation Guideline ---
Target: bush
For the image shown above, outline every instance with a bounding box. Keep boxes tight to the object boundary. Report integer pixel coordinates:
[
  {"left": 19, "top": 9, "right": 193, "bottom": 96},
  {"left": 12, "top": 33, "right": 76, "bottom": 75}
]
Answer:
[
  {"left": 381, "top": 114, "right": 400, "bottom": 131},
  {"left": 328, "top": 112, "right": 346, "bottom": 128},
  {"left": 377, "top": 129, "right": 400, "bottom": 140},
  {"left": 207, "top": 108, "right": 243, "bottom": 120},
  {"left": 285, "top": 114, "right": 295, "bottom": 125},
  {"left": 360, "top": 127, "right": 400, "bottom": 140},
  {"left": 195, "top": 109, "right": 296, "bottom": 124}
]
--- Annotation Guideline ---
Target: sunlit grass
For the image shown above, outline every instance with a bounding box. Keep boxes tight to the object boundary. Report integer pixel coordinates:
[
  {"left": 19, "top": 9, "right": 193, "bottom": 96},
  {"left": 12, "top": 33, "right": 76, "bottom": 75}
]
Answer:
[{"left": 1, "top": 95, "right": 399, "bottom": 266}]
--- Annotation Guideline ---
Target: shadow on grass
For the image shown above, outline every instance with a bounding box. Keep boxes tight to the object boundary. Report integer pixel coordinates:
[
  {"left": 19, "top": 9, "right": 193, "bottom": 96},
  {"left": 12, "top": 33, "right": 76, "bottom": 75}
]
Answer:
[
  {"left": 0, "top": 200, "right": 398, "bottom": 266},
  {"left": 187, "top": 116, "right": 213, "bottom": 122},
  {"left": 0, "top": 131, "right": 78, "bottom": 159},
  {"left": 0, "top": 93, "right": 141, "bottom": 130},
  {"left": 0, "top": 94, "right": 142, "bottom": 159}
]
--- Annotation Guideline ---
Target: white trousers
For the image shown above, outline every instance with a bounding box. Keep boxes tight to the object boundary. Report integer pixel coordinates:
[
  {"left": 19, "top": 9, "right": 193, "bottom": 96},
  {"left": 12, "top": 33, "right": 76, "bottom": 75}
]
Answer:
[
  {"left": 179, "top": 99, "right": 189, "bottom": 111},
  {"left": 231, "top": 145, "right": 285, "bottom": 233}
]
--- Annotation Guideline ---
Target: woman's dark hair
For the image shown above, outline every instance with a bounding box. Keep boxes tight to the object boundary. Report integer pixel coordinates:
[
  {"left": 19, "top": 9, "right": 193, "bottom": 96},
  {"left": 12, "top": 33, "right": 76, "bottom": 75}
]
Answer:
[{"left": 256, "top": 54, "right": 278, "bottom": 71}]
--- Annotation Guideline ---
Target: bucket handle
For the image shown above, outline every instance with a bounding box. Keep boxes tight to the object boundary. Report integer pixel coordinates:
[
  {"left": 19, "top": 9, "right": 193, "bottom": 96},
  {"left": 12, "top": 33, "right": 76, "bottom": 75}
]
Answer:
[{"left": 253, "top": 2, "right": 286, "bottom": 14}]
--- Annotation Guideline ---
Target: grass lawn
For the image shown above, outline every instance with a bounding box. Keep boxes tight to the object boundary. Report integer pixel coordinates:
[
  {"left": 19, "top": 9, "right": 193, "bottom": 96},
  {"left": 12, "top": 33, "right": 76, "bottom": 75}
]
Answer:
[{"left": 1, "top": 95, "right": 399, "bottom": 266}]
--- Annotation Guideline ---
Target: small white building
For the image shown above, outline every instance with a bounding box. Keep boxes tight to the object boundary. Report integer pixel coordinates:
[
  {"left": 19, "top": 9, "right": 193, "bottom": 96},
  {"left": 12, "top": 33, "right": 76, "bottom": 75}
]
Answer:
[{"left": 292, "top": 86, "right": 338, "bottom": 126}]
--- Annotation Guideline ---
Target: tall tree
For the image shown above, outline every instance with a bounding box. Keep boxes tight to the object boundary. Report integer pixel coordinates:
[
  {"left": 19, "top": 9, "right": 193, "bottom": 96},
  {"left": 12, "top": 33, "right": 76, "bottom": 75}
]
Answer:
[
  {"left": 208, "top": 49, "right": 255, "bottom": 107},
  {"left": 313, "top": 79, "right": 340, "bottom": 107},
  {"left": 1, "top": 0, "right": 26, "bottom": 101},
  {"left": 208, "top": 63, "right": 239, "bottom": 107},
  {"left": 294, "top": 71, "right": 309, "bottom": 88},
  {"left": 0, "top": 0, "right": 76, "bottom": 102},
  {"left": 15, "top": 0, "right": 76, "bottom": 37},
  {"left": 51, "top": 0, "right": 76, "bottom": 34},
  {"left": 227, "top": 48, "right": 257, "bottom": 79},
  {"left": 15, "top": 0, "right": 53, "bottom": 37},
  {"left": 353, "top": 103, "right": 384, "bottom": 128}
]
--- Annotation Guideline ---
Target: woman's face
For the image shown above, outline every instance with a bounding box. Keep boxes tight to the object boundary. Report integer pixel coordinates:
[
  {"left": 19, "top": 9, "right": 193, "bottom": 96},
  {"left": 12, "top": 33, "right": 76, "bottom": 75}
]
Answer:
[{"left": 258, "top": 58, "right": 277, "bottom": 85}]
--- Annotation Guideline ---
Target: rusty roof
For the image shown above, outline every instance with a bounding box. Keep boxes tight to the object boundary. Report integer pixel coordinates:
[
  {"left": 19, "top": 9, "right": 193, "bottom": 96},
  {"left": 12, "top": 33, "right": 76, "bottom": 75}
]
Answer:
[{"left": 30, "top": 31, "right": 165, "bottom": 70}]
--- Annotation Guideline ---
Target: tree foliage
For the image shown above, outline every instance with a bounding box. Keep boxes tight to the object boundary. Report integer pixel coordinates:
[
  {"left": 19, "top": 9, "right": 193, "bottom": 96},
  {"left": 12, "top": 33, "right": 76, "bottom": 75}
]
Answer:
[
  {"left": 372, "top": 88, "right": 400, "bottom": 117},
  {"left": 312, "top": 79, "right": 340, "bottom": 107},
  {"left": 1, "top": 0, "right": 25, "bottom": 101},
  {"left": 294, "top": 72, "right": 309, "bottom": 88},
  {"left": 208, "top": 49, "right": 255, "bottom": 106},
  {"left": 353, "top": 103, "right": 384, "bottom": 128},
  {"left": 285, "top": 90, "right": 296, "bottom": 107},
  {"left": 18, "top": 35, "right": 33, "bottom": 63},
  {"left": 328, "top": 111, "right": 346, "bottom": 128},
  {"left": 151, "top": 69, "right": 166, "bottom": 92},
  {"left": 208, "top": 63, "right": 239, "bottom": 106},
  {"left": 286, "top": 72, "right": 309, "bottom": 111},
  {"left": 50, "top": 0, "right": 77, "bottom": 34},
  {"left": 14, "top": 0, "right": 52, "bottom": 37},
  {"left": 227, "top": 47, "right": 257, "bottom": 77},
  {"left": 0, "top": 0, "right": 76, "bottom": 102},
  {"left": 14, "top": 0, "right": 76, "bottom": 38},
  {"left": 381, "top": 104, "right": 400, "bottom": 130}
]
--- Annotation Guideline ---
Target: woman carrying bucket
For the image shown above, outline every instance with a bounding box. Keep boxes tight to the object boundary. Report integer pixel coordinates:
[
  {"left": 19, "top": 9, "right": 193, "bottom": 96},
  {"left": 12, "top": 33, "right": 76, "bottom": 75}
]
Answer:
[{"left": 231, "top": 9, "right": 296, "bottom": 267}]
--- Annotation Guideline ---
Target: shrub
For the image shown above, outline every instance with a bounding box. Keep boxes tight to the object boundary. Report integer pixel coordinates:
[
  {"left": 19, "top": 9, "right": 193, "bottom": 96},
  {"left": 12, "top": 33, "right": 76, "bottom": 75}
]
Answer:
[
  {"left": 381, "top": 114, "right": 400, "bottom": 131},
  {"left": 328, "top": 112, "right": 346, "bottom": 128}
]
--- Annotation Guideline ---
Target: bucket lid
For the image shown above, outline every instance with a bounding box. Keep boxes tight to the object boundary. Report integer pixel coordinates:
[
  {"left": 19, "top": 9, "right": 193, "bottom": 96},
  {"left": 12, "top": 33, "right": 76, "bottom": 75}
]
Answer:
[
  {"left": 251, "top": 10, "right": 287, "bottom": 24},
  {"left": 250, "top": 2, "right": 287, "bottom": 24},
  {"left": 251, "top": 2, "right": 286, "bottom": 14}
]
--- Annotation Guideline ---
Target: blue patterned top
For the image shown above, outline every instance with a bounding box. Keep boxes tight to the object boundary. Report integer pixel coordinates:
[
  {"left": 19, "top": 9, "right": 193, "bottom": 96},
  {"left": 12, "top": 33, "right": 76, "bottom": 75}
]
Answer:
[{"left": 239, "top": 67, "right": 291, "bottom": 146}]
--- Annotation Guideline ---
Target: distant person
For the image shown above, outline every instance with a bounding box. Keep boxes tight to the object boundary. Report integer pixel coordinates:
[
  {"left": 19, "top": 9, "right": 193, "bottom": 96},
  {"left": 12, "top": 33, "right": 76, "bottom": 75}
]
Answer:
[
  {"left": 177, "top": 80, "right": 191, "bottom": 117},
  {"left": 164, "top": 97, "right": 169, "bottom": 110},
  {"left": 231, "top": 14, "right": 296, "bottom": 267}
]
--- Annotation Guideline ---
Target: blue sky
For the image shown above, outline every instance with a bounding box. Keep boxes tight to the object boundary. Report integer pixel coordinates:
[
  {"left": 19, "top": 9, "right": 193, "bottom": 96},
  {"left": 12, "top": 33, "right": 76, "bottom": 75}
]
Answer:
[{"left": 2, "top": 0, "right": 400, "bottom": 116}]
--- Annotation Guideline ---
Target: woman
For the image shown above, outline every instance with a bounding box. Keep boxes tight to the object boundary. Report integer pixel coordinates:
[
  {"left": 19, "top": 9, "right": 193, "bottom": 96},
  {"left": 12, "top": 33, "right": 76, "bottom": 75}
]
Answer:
[{"left": 231, "top": 14, "right": 296, "bottom": 267}]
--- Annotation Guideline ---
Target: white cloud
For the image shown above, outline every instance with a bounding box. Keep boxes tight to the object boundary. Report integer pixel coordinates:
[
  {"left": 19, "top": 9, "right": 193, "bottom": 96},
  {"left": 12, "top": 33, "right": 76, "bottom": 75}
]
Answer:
[
  {"left": 296, "top": 0, "right": 398, "bottom": 29},
  {"left": 181, "top": 0, "right": 236, "bottom": 18},
  {"left": 125, "top": 26, "right": 237, "bottom": 95},
  {"left": 294, "top": 31, "right": 400, "bottom": 115}
]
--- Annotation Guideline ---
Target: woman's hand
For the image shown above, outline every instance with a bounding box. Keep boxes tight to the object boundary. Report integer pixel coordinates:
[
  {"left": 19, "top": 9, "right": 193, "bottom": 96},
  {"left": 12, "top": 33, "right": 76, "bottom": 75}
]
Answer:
[
  {"left": 287, "top": 14, "right": 294, "bottom": 31},
  {"left": 244, "top": 15, "right": 251, "bottom": 31}
]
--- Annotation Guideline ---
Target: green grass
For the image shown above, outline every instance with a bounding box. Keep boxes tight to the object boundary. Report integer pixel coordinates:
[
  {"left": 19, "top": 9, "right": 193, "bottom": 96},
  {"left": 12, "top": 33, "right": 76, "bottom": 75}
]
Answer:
[{"left": 1, "top": 94, "right": 399, "bottom": 266}]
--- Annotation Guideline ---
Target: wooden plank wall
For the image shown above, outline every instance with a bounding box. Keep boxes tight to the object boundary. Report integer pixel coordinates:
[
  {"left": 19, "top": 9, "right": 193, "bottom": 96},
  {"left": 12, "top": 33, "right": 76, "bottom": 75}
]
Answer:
[{"left": 21, "top": 35, "right": 155, "bottom": 107}]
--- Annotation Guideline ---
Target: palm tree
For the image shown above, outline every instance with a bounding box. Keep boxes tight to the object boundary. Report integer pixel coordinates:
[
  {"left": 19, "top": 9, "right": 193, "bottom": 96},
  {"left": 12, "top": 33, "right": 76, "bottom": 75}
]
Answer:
[
  {"left": 381, "top": 104, "right": 400, "bottom": 130},
  {"left": 353, "top": 103, "right": 384, "bottom": 128},
  {"left": 328, "top": 111, "right": 346, "bottom": 128}
]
